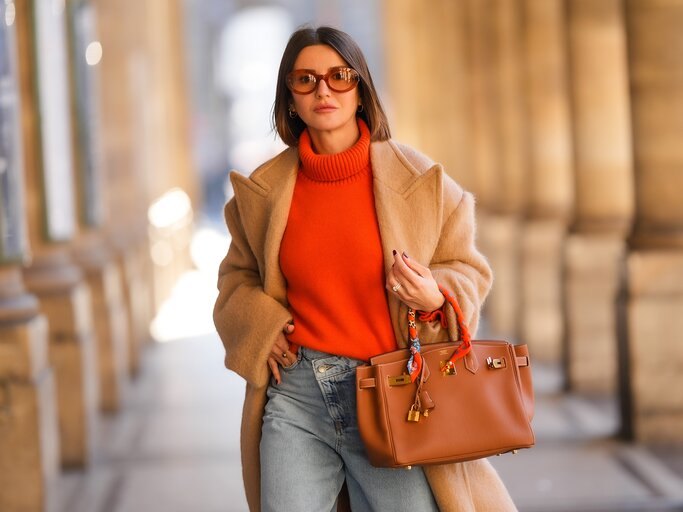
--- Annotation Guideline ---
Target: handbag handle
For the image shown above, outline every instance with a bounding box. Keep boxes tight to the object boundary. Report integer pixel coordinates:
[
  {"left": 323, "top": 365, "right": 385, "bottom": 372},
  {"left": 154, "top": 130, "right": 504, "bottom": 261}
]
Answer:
[{"left": 406, "top": 284, "right": 472, "bottom": 382}]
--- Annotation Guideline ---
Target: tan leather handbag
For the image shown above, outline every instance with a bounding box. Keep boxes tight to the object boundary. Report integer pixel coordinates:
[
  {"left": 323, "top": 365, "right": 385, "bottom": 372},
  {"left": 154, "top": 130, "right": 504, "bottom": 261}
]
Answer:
[{"left": 356, "top": 286, "right": 535, "bottom": 468}]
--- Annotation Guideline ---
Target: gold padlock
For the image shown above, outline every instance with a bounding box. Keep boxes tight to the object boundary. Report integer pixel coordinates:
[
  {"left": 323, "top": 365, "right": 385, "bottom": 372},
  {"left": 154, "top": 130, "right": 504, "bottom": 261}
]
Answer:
[{"left": 407, "top": 406, "right": 421, "bottom": 422}]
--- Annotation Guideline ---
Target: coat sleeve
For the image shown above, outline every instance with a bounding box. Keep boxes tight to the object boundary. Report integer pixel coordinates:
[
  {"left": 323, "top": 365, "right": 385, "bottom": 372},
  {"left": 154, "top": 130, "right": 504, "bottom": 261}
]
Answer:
[
  {"left": 213, "top": 197, "right": 292, "bottom": 388},
  {"left": 428, "top": 181, "right": 493, "bottom": 339}
]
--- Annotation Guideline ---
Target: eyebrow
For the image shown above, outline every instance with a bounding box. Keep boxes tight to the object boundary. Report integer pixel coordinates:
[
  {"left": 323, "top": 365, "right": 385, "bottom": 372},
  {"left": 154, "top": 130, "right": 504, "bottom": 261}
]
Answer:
[{"left": 292, "top": 66, "right": 349, "bottom": 73}]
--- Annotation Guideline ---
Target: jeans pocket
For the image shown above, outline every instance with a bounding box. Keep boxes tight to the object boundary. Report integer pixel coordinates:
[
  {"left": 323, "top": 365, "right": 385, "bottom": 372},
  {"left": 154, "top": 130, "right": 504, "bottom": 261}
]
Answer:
[{"left": 280, "top": 349, "right": 303, "bottom": 372}]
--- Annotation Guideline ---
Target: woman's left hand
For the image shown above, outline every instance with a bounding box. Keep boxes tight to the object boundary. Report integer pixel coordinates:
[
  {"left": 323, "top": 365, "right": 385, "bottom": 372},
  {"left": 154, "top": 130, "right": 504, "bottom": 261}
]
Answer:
[{"left": 386, "top": 251, "right": 445, "bottom": 311}]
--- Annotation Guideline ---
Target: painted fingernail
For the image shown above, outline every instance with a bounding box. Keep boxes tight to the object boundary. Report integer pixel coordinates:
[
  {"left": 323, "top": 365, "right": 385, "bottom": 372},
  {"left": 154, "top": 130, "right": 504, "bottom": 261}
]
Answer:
[
  {"left": 403, "top": 252, "right": 410, "bottom": 258},
  {"left": 392, "top": 250, "right": 397, "bottom": 256}
]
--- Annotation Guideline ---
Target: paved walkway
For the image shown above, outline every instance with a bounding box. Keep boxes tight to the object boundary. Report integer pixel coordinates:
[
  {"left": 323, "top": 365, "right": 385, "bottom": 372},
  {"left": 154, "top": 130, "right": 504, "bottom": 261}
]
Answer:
[{"left": 50, "top": 333, "right": 683, "bottom": 512}]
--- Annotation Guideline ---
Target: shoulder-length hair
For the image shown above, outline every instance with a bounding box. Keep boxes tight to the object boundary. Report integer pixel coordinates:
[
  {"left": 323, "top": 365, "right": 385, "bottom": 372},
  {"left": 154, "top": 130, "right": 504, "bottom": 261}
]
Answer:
[{"left": 273, "top": 26, "right": 391, "bottom": 147}]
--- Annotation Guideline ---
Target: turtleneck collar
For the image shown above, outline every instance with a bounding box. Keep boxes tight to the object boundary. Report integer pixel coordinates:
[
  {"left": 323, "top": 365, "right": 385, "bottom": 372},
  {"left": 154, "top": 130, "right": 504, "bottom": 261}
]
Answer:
[{"left": 298, "top": 119, "right": 371, "bottom": 182}]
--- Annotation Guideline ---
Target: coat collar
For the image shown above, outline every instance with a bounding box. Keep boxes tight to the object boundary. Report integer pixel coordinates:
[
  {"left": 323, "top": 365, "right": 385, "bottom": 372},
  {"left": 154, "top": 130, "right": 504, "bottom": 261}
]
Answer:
[{"left": 233, "top": 139, "right": 437, "bottom": 198}]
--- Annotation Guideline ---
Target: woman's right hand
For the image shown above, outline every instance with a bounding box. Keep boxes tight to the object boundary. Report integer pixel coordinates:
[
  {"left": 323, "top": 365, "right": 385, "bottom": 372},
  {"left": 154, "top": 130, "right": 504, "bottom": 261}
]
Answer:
[{"left": 268, "top": 322, "right": 295, "bottom": 385}]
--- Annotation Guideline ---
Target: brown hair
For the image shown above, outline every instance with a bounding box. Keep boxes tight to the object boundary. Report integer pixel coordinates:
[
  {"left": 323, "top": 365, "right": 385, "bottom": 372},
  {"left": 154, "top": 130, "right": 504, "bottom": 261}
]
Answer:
[{"left": 273, "top": 26, "right": 391, "bottom": 147}]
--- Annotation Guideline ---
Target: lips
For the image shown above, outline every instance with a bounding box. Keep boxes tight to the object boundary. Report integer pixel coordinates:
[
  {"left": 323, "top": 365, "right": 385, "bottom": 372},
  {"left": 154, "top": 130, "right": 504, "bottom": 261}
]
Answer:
[{"left": 314, "top": 104, "right": 337, "bottom": 113}]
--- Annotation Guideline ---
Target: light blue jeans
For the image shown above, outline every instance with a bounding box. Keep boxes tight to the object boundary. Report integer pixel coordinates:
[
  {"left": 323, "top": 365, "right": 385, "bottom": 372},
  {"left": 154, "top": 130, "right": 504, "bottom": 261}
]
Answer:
[{"left": 260, "top": 346, "right": 439, "bottom": 512}]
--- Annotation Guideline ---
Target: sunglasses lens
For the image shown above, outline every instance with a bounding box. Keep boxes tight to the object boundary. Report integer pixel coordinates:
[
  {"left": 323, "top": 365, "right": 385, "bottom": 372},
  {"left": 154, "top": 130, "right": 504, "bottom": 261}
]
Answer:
[
  {"left": 287, "top": 71, "right": 317, "bottom": 94},
  {"left": 328, "top": 68, "right": 359, "bottom": 92}
]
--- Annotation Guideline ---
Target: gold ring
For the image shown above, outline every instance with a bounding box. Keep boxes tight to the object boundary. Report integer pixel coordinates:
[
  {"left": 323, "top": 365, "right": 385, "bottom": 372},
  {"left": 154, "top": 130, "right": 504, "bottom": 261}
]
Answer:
[
  {"left": 282, "top": 352, "right": 288, "bottom": 358},
  {"left": 392, "top": 283, "right": 402, "bottom": 292}
]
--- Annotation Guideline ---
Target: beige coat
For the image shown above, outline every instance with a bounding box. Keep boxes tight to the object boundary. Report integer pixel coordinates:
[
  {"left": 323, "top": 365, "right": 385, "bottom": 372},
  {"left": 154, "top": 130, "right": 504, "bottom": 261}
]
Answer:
[{"left": 213, "top": 139, "right": 518, "bottom": 511}]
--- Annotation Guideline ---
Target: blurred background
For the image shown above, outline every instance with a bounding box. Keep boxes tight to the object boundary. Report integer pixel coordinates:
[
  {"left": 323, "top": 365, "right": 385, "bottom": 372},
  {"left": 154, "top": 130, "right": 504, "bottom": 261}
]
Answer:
[{"left": 1, "top": 0, "right": 683, "bottom": 511}]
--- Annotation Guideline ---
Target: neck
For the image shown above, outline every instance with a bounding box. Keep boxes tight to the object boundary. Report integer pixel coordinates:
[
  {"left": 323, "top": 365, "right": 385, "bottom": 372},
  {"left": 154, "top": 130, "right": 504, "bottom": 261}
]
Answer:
[{"left": 307, "top": 119, "right": 361, "bottom": 155}]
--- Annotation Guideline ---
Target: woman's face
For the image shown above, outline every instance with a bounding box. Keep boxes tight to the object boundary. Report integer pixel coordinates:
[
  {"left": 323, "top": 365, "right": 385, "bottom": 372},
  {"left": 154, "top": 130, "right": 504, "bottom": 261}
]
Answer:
[{"left": 289, "top": 45, "right": 360, "bottom": 142}]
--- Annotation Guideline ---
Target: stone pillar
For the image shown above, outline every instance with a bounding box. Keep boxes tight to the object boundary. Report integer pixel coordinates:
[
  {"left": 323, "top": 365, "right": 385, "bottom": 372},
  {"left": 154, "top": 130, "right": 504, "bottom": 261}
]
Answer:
[
  {"left": 425, "top": 1, "right": 472, "bottom": 188},
  {"left": 96, "top": 0, "right": 196, "bottom": 349},
  {"left": 470, "top": 0, "right": 528, "bottom": 340},
  {"left": 0, "top": 269, "right": 59, "bottom": 512},
  {"left": 622, "top": 0, "right": 683, "bottom": 442},
  {"left": 381, "top": 0, "right": 424, "bottom": 147},
  {"left": 16, "top": 0, "right": 101, "bottom": 465},
  {"left": 145, "top": 0, "right": 198, "bottom": 206},
  {"left": 381, "top": 0, "right": 474, "bottom": 189},
  {"left": 565, "top": 0, "right": 634, "bottom": 394},
  {"left": 0, "top": 4, "right": 59, "bottom": 508},
  {"left": 95, "top": 0, "right": 153, "bottom": 368},
  {"left": 139, "top": 0, "right": 196, "bottom": 315},
  {"left": 466, "top": 0, "right": 500, "bottom": 210},
  {"left": 67, "top": 0, "right": 133, "bottom": 394},
  {"left": 520, "top": 0, "right": 574, "bottom": 362},
  {"left": 71, "top": 238, "right": 128, "bottom": 411},
  {"left": 22, "top": 255, "right": 99, "bottom": 463}
]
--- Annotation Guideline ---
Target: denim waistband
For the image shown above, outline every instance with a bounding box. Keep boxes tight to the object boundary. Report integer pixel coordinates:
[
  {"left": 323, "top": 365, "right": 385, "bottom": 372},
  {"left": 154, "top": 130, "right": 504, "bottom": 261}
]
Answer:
[{"left": 298, "top": 345, "right": 365, "bottom": 364}]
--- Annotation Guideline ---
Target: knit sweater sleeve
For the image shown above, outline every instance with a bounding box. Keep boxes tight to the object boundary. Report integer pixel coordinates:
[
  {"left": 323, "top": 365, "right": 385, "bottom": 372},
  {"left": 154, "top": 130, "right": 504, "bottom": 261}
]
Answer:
[{"left": 213, "top": 197, "right": 292, "bottom": 388}]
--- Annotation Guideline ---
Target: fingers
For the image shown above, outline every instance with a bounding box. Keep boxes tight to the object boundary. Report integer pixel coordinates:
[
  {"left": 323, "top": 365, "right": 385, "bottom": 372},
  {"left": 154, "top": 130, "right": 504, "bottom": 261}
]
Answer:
[
  {"left": 268, "top": 321, "right": 295, "bottom": 385},
  {"left": 387, "top": 250, "right": 443, "bottom": 311},
  {"left": 387, "top": 251, "right": 421, "bottom": 296},
  {"left": 268, "top": 357, "right": 282, "bottom": 385},
  {"left": 392, "top": 251, "right": 430, "bottom": 284},
  {"left": 401, "top": 252, "right": 430, "bottom": 277}
]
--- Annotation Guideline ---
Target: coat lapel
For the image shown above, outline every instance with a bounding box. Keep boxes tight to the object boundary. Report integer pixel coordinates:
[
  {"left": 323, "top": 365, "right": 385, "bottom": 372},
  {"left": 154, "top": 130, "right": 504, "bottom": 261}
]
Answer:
[
  {"left": 230, "top": 148, "right": 299, "bottom": 305},
  {"left": 370, "top": 140, "right": 444, "bottom": 346},
  {"left": 370, "top": 140, "right": 443, "bottom": 274}
]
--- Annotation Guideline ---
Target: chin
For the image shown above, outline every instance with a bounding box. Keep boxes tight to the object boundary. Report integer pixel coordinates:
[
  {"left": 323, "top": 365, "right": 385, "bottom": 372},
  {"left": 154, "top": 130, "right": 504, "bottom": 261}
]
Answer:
[{"left": 306, "top": 116, "right": 356, "bottom": 133}]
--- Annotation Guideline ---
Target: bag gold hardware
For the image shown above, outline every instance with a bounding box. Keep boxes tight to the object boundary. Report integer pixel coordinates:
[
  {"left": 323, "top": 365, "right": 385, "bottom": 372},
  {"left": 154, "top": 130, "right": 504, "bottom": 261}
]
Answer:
[
  {"left": 486, "top": 357, "right": 506, "bottom": 369},
  {"left": 388, "top": 374, "right": 412, "bottom": 386},
  {"left": 407, "top": 405, "right": 421, "bottom": 422},
  {"left": 440, "top": 361, "right": 456, "bottom": 376}
]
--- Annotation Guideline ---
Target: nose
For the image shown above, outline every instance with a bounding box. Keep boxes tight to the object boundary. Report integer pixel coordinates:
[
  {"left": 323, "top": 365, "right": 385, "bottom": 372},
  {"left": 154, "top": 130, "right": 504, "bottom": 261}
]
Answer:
[{"left": 315, "top": 78, "right": 331, "bottom": 97}]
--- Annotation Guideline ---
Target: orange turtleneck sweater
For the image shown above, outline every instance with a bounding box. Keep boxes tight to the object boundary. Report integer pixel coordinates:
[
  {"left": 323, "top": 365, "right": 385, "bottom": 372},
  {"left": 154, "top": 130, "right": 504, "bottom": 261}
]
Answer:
[{"left": 279, "top": 120, "right": 398, "bottom": 361}]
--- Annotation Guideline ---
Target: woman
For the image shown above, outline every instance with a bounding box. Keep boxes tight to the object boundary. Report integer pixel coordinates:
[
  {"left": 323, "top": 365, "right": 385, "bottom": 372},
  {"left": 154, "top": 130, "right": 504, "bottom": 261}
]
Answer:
[{"left": 214, "top": 26, "right": 517, "bottom": 512}]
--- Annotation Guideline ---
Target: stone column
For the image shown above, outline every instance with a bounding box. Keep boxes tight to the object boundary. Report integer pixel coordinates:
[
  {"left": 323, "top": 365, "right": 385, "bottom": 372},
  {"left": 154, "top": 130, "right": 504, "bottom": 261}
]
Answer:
[
  {"left": 16, "top": 0, "right": 101, "bottom": 465},
  {"left": 424, "top": 0, "right": 472, "bottom": 188},
  {"left": 96, "top": 0, "right": 196, "bottom": 348},
  {"left": 440, "top": 0, "right": 476, "bottom": 190},
  {"left": 622, "top": 0, "right": 683, "bottom": 442},
  {"left": 71, "top": 237, "right": 128, "bottom": 411},
  {"left": 520, "top": 0, "right": 574, "bottom": 362},
  {"left": 145, "top": 0, "right": 198, "bottom": 205},
  {"left": 381, "top": 0, "right": 424, "bottom": 147},
  {"left": 0, "top": 269, "right": 59, "bottom": 512},
  {"left": 95, "top": 0, "right": 152, "bottom": 370},
  {"left": 466, "top": 0, "right": 500, "bottom": 210},
  {"left": 67, "top": 0, "right": 133, "bottom": 396},
  {"left": 381, "top": 0, "right": 475, "bottom": 189},
  {"left": 565, "top": 0, "right": 634, "bottom": 394},
  {"left": 140, "top": 0, "right": 197, "bottom": 315},
  {"left": 0, "top": 4, "right": 59, "bottom": 508},
  {"left": 471, "top": 0, "right": 528, "bottom": 340}
]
